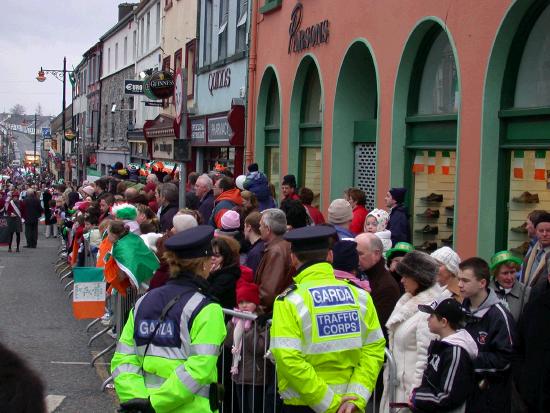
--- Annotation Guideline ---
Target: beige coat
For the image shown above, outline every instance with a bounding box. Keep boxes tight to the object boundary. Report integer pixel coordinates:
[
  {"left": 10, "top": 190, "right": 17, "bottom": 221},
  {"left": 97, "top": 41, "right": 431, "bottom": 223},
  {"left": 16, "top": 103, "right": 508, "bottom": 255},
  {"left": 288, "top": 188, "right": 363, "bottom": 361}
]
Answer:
[{"left": 380, "top": 284, "right": 442, "bottom": 413}]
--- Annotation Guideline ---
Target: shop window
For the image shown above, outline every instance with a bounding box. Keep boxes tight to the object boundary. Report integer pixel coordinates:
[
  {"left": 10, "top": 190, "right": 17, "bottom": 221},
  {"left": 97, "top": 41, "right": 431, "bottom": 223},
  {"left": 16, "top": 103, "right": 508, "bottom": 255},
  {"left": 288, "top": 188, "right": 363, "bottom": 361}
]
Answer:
[
  {"left": 299, "top": 65, "right": 322, "bottom": 204},
  {"left": 203, "top": 0, "right": 213, "bottom": 65},
  {"left": 406, "top": 27, "right": 459, "bottom": 252},
  {"left": 417, "top": 32, "right": 458, "bottom": 115},
  {"left": 236, "top": 0, "right": 248, "bottom": 51},
  {"left": 185, "top": 40, "right": 196, "bottom": 99},
  {"left": 218, "top": 0, "right": 229, "bottom": 60},
  {"left": 265, "top": 77, "right": 280, "bottom": 194},
  {"left": 513, "top": 5, "right": 550, "bottom": 108},
  {"left": 204, "top": 147, "right": 235, "bottom": 171}
]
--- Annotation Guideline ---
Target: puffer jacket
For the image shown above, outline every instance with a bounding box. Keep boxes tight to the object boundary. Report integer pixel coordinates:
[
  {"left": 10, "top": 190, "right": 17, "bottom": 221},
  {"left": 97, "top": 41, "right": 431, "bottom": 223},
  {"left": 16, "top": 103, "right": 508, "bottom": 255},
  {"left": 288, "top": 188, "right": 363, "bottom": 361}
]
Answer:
[
  {"left": 243, "top": 171, "right": 272, "bottom": 205},
  {"left": 208, "top": 189, "right": 242, "bottom": 228},
  {"left": 380, "top": 283, "right": 442, "bottom": 413}
]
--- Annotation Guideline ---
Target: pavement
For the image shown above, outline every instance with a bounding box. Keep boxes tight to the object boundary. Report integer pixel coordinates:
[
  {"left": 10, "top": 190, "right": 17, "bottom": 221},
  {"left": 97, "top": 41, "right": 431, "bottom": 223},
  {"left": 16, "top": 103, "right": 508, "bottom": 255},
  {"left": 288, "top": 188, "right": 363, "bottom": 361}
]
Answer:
[{"left": 0, "top": 231, "right": 118, "bottom": 412}]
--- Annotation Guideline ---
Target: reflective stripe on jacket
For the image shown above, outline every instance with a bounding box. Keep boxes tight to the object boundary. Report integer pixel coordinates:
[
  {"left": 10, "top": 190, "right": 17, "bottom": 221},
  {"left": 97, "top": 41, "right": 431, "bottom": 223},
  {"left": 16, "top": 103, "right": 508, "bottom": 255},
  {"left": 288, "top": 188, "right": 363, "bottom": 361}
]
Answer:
[
  {"left": 111, "top": 279, "right": 226, "bottom": 413},
  {"left": 270, "top": 262, "right": 386, "bottom": 413}
]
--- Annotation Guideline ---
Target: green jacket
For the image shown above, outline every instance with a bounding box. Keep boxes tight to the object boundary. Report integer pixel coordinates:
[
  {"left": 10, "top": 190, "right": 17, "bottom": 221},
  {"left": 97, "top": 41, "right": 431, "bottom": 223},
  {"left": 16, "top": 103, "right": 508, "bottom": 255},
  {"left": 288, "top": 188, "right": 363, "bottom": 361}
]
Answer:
[
  {"left": 270, "top": 262, "right": 385, "bottom": 413},
  {"left": 111, "top": 290, "right": 226, "bottom": 413}
]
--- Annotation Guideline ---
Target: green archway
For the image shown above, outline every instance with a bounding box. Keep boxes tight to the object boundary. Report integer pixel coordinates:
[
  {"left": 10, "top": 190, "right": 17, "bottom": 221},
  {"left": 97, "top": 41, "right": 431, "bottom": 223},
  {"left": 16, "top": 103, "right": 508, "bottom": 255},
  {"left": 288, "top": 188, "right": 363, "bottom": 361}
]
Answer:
[
  {"left": 331, "top": 40, "right": 379, "bottom": 205},
  {"left": 254, "top": 66, "right": 282, "bottom": 188},
  {"left": 478, "top": 0, "right": 549, "bottom": 258},
  {"left": 289, "top": 55, "right": 324, "bottom": 206}
]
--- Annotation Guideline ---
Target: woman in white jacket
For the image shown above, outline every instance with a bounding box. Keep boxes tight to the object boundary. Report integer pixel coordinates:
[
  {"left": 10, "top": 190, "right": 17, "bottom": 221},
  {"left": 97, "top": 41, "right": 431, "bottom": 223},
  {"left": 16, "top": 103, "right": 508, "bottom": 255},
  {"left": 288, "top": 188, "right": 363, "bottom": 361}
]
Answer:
[{"left": 380, "top": 250, "right": 442, "bottom": 413}]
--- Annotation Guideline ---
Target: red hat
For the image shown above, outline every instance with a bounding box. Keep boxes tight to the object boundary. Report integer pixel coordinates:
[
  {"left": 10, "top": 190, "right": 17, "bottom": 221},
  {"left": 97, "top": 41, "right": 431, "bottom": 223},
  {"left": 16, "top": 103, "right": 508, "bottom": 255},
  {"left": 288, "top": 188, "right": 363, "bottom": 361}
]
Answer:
[
  {"left": 236, "top": 281, "right": 260, "bottom": 305},
  {"left": 144, "top": 182, "right": 157, "bottom": 193}
]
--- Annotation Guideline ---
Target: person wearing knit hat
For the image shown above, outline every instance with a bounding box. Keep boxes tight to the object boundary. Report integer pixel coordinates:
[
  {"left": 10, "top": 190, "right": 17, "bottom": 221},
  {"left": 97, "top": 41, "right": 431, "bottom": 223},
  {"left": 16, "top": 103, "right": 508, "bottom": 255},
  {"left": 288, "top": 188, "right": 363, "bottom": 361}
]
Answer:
[
  {"left": 365, "top": 208, "right": 392, "bottom": 252},
  {"left": 431, "top": 246, "right": 462, "bottom": 302},
  {"left": 327, "top": 198, "right": 355, "bottom": 241},
  {"left": 489, "top": 250, "right": 529, "bottom": 321},
  {"left": 380, "top": 249, "right": 443, "bottom": 412},
  {"left": 81, "top": 185, "right": 95, "bottom": 199},
  {"left": 112, "top": 203, "right": 140, "bottom": 234},
  {"left": 332, "top": 240, "right": 371, "bottom": 291},
  {"left": 172, "top": 213, "right": 198, "bottom": 233},
  {"left": 281, "top": 174, "right": 300, "bottom": 201},
  {"left": 385, "top": 187, "right": 411, "bottom": 246}
]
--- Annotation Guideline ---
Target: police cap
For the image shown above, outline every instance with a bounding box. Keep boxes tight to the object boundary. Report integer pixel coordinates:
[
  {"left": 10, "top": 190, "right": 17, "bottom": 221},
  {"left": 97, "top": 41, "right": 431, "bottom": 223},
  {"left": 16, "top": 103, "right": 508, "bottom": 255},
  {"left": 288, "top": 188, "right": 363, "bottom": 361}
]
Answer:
[
  {"left": 283, "top": 225, "right": 337, "bottom": 252},
  {"left": 164, "top": 225, "right": 214, "bottom": 258}
]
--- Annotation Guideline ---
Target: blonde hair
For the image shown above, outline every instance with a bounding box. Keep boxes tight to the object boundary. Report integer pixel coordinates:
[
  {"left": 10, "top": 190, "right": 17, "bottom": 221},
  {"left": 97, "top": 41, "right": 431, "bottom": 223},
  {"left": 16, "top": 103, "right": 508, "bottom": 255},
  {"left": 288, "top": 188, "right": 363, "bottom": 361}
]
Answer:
[{"left": 163, "top": 250, "right": 209, "bottom": 278}]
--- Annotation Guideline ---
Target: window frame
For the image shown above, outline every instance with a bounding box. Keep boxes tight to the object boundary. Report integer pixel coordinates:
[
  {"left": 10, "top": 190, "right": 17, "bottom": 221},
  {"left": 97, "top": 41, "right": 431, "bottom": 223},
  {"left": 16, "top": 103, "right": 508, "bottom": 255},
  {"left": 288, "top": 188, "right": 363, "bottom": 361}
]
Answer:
[{"left": 185, "top": 40, "right": 196, "bottom": 99}]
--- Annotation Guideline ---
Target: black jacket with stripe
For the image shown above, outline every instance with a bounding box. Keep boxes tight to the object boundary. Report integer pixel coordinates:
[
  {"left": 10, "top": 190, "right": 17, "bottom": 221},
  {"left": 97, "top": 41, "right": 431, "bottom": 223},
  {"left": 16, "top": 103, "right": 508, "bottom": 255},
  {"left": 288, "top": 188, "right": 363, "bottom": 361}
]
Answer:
[{"left": 412, "top": 339, "right": 474, "bottom": 412}]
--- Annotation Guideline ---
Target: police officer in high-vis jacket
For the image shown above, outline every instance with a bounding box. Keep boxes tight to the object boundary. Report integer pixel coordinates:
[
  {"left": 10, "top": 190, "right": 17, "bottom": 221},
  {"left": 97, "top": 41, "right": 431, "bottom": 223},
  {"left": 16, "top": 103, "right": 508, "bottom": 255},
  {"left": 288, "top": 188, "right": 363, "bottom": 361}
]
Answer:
[
  {"left": 111, "top": 225, "right": 226, "bottom": 413},
  {"left": 270, "top": 226, "right": 386, "bottom": 413}
]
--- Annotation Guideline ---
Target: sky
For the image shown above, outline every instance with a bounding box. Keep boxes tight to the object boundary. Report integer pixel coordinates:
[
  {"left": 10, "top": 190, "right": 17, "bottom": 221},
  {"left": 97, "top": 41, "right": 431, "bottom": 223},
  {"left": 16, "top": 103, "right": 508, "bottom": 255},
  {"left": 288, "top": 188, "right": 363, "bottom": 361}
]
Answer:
[{"left": 0, "top": 1, "right": 121, "bottom": 116}]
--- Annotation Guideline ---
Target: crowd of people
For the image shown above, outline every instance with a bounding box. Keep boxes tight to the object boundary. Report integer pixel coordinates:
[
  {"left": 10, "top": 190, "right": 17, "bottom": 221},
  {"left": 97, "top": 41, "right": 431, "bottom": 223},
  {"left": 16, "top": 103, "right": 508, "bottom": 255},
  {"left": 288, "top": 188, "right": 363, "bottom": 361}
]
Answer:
[{"left": 2, "top": 161, "right": 549, "bottom": 413}]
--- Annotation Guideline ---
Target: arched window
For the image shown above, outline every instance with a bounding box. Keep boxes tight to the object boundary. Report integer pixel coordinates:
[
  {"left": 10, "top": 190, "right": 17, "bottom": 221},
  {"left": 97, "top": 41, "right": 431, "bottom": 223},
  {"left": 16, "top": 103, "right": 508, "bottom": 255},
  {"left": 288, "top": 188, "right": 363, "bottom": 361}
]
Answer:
[
  {"left": 404, "top": 26, "right": 459, "bottom": 251},
  {"left": 264, "top": 76, "right": 280, "bottom": 191}
]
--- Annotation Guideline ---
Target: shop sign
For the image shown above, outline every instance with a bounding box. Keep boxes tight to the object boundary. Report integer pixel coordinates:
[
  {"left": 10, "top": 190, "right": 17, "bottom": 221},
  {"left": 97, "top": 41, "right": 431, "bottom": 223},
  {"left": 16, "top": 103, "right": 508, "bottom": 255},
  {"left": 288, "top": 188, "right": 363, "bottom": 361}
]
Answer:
[
  {"left": 288, "top": 2, "right": 329, "bottom": 54},
  {"left": 144, "top": 71, "right": 175, "bottom": 100},
  {"left": 152, "top": 137, "right": 174, "bottom": 159},
  {"left": 208, "top": 116, "right": 231, "bottom": 142},
  {"left": 191, "top": 118, "right": 206, "bottom": 140},
  {"left": 208, "top": 67, "right": 231, "bottom": 95},
  {"left": 43, "top": 138, "right": 52, "bottom": 151},
  {"left": 124, "top": 79, "right": 144, "bottom": 95}
]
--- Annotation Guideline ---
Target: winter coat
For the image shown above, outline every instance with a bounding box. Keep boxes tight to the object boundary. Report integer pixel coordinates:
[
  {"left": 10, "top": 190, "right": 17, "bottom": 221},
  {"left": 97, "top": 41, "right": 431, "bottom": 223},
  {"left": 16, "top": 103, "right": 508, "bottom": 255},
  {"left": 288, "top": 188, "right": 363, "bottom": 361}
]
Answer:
[
  {"left": 387, "top": 204, "right": 411, "bottom": 246},
  {"left": 517, "top": 282, "right": 550, "bottom": 412},
  {"left": 245, "top": 239, "right": 265, "bottom": 277},
  {"left": 207, "top": 263, "right": 241, "bottom": 310},
  {"left": 411, "top": 330, "right": 477, "bottom": 413},
  {"left": 159, "top": 203, "right": 179, "bottom": 233},
  {"left": 380, "top": 283, "right": 442, "bottom": 413},
  {"left": 489, "top": 279, "right": 530, "bottom": 322},
  {"left": 243, "top": 171, "right": 275, "bottom": 211},
  {"left": 198, "top": 190, "right": 215, "bottom": 224},
  {"left": 43, "top": 190, "right": 54, "bottom": 224},
  {"left": 254, "top": 237, "right": 294, "bottom": 314},
  {"left": 350, "top": 205, "right": 369, "bottom": 235},
  {"left": 333, "top": 225, "right": 355, "bottom": 241},
  {"left": 463, "top": 288, "right": 517, "bottom": 413},
  {"left": 225, "top": 319, "right": 269, "bottom": 385},
  {"left": 364, "top": 258, "right": 401, "bottom": 337},
  {"left": 22, "top": 197, "right": 43, "bottom": 224},
  {"left": 520, "top": 243, "right": 550, "bottom": 302},
  {"left": 303, "top": 204, "right": 325, "bottom": 225},
  {"left": 209, "top": 188, "right": 242, "bottom": 228},
  {"left": 375, "top": 230, "right": 392, "bottom": 253}
]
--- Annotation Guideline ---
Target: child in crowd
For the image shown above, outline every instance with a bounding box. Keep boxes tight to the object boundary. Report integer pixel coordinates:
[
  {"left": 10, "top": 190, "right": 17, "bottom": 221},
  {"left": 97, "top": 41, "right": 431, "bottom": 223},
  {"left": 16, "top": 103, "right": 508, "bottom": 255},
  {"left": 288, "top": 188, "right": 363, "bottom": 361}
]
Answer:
[
  {"left": 364, "top": 208, "right": 392, "bottom": 252},
  {"left": 410, "top": 298, "right": 477, "bottom": 412},
  {"left": 226, "top": 281, "right": 268, "bottom": 413}
]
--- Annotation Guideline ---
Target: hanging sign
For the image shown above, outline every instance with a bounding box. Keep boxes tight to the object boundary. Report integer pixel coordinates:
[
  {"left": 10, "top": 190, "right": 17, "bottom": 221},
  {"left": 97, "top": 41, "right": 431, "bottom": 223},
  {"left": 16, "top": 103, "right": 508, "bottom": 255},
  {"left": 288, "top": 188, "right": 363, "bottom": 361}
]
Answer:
[
  {"left": 288, "top": 2, "right": 329, "bottom": 54},
  {"left": 174, "top": 68, "right": 185, "bottom": 123},
  {"left": 144, "top": 70, "right": 175, "bottom": 100}
]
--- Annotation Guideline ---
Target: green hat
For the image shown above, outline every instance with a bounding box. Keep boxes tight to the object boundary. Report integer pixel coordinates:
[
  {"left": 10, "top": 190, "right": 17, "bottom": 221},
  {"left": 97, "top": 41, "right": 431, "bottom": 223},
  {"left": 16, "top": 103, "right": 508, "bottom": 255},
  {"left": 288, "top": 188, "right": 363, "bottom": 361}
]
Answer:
[
  {"left": 490, "top": 250, "right": 523, "bottom": 271},
  {"left": 385, "top": 242, "right": 414, "bottom": 260}
]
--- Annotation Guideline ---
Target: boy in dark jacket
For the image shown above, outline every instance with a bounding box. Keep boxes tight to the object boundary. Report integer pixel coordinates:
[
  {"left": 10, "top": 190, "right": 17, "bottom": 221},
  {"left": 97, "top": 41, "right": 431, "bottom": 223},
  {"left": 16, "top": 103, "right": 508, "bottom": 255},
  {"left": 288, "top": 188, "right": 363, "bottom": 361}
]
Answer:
[
  {"left": 411, "top": 298, "right": 477, "bottom": 412},
  {"left": 458, "top": 257, "right": 517, "bottom": 413},
  {"left": 243, "top": 163, "right": 275, "bottom": 211}
]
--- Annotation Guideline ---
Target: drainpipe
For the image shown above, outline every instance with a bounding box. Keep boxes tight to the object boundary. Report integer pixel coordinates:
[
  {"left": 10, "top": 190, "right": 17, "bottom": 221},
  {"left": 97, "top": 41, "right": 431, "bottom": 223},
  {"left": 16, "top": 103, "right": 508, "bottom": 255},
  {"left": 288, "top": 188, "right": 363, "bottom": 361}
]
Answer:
[{"left": 244, "top": 0, "right": 258, "bottom": 166}]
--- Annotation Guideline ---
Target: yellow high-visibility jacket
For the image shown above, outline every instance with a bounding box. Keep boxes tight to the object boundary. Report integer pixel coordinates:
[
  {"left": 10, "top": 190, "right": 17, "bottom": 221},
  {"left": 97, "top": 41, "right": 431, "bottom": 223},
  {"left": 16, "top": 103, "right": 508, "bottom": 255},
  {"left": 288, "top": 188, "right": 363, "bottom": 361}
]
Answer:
[
  {"left": 111, "top": 282, "right": 226, "bottom": 413},
  {"left": 270, "top": 262, "right": 385, "bottom": 413}
]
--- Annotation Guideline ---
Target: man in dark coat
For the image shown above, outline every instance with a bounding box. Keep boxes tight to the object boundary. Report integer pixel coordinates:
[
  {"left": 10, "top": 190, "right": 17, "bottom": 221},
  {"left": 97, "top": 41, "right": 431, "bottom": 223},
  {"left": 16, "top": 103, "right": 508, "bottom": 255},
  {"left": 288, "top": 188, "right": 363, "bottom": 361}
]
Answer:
[
  {"left": 517, "top": 277, "right": 550, "bottom": 412},
  {"left": 195, "top": 174, "right": 215, "bottom": 224},
  {"left": 23, "top": 189, "right": 43, "bottom": 248},
  {"left": 158, "top": 183, "right": 179, "bottom": 233},
  {"left": 355, "top": 232, "right": 401, "bottom": 336},
  {"left": 385, "top": 187, "right": 411, "bottom": 246}
]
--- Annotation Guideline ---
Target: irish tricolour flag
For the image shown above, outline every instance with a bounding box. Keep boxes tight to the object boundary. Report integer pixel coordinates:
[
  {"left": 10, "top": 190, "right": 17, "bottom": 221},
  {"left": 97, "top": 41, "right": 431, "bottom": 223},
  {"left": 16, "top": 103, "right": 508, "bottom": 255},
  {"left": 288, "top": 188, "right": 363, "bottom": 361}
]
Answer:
[{"left": 73, "top": 267, "right": 106, "bottom": 319}]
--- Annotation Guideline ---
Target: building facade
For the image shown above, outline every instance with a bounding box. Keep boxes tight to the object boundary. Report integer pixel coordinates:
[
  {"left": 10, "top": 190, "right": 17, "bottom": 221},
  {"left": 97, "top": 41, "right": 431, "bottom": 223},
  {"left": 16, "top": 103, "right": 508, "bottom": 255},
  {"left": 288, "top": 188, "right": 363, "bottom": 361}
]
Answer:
[
  {"left": 97, "top": 4, "right": 138, "bottom": 175},
  {"left": 248, "top": 0, "right": 550, "bottom": 258}
]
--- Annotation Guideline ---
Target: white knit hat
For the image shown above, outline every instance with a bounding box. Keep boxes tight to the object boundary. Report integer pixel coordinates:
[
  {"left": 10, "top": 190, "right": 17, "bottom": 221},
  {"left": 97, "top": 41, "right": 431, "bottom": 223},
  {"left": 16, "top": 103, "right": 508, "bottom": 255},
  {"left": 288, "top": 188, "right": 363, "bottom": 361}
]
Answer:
[
  {"left": 367, "top": 208, "right": 390, "bottom": 232},
  {"left": 431, "top": 246, "right": 461, "bottom": 276}
]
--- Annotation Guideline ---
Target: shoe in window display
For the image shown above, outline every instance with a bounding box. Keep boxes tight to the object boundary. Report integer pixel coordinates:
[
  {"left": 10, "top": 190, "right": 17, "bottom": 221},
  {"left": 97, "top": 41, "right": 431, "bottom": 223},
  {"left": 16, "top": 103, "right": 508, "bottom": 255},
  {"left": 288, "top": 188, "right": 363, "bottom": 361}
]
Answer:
[
  {"left": 512, "top": 191, "right": 539, "bottom": 203},
  {"left": 510, "top": 241, "right": 530, "bottom": 257},
  {"left": 442, "top": 234, "right": 453, "bottom": 246},
  {"left": 510, "top": 222, "right": 528, "bottom": 234},
  {"left": 415, "top": 241, "right": 438, "bottom": 253},
  {"left": 420, "top": 193, "right": 444, "bottom": 203},
  {"left": 416, "top": 208, "right": 440, "bottom": 218},
  {"left": 447, "top": 218, "right": 454, "bottom": 227},
  {"left": 415, "top": 225, "right": 439, "bottom": 234},
  {"left": 445, "top": 205, "right": 454, "bottom": 212}
]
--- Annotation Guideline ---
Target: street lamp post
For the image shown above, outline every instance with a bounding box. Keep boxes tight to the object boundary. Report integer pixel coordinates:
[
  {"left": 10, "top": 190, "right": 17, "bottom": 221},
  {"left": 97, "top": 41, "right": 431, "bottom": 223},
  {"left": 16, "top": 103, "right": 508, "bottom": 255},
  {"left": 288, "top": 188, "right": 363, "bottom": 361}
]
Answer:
[
  {"left": 33, "top": 113, "right": 37, "bottom": 174},
  {"left": 36, "top": 56, "right": 73, "bottom": 181}
]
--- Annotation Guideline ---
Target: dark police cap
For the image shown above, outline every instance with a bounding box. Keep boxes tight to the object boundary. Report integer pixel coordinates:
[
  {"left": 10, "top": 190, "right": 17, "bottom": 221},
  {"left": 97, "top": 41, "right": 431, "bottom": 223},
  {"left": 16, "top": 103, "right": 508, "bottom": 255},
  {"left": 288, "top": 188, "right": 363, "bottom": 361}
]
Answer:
[
  {"left": 283, "top": 225, "right": 337, "bottom": 252},
  {"left": 164, "top": 225, "right": 214, "bottom": 258}
]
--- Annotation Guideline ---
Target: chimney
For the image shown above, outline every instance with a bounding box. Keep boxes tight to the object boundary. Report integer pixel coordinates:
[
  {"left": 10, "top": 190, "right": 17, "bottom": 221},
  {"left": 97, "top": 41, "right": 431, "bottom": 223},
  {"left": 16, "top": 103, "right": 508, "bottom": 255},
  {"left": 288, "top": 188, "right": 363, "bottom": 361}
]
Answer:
[{"left": 118, "top": 3, "right": 135, "bottom": 21}]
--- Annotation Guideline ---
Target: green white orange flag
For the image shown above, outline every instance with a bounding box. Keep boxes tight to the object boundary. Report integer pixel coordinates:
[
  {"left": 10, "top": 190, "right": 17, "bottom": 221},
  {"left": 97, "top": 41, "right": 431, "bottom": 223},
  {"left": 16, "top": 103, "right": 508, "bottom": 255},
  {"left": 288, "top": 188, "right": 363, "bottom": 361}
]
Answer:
[
  {"left": 534, "top": 150, "right": 546, "bottom": 180},
  {"left": 112, "top": 232, "right": 160, "bottom": 289},
  {"left": 513, "top": 151, "right": 524, "bottom": 179},
  {"left": 441, "top": 151, "right": 451, "bottom": 175},
  {"left": 73, "top": 267, "right": 106, "bottom": 319},
  {"left": 428, "top": 151, "right": 436, "bottom": 174},
  {"left": 412, "top": 151, "right": 425, "bottom": 173}
]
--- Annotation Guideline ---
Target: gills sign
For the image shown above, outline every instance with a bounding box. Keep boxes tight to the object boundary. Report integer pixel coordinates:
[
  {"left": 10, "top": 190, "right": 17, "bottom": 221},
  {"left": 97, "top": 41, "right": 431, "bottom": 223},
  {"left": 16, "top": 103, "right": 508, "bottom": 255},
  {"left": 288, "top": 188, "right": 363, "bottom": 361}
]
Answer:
[
  {"left": 208, "top": 66, "right": 231, "bottom": 95},
  {"left": 288, "top": 2, "right": 329, "bottom": 54}
]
